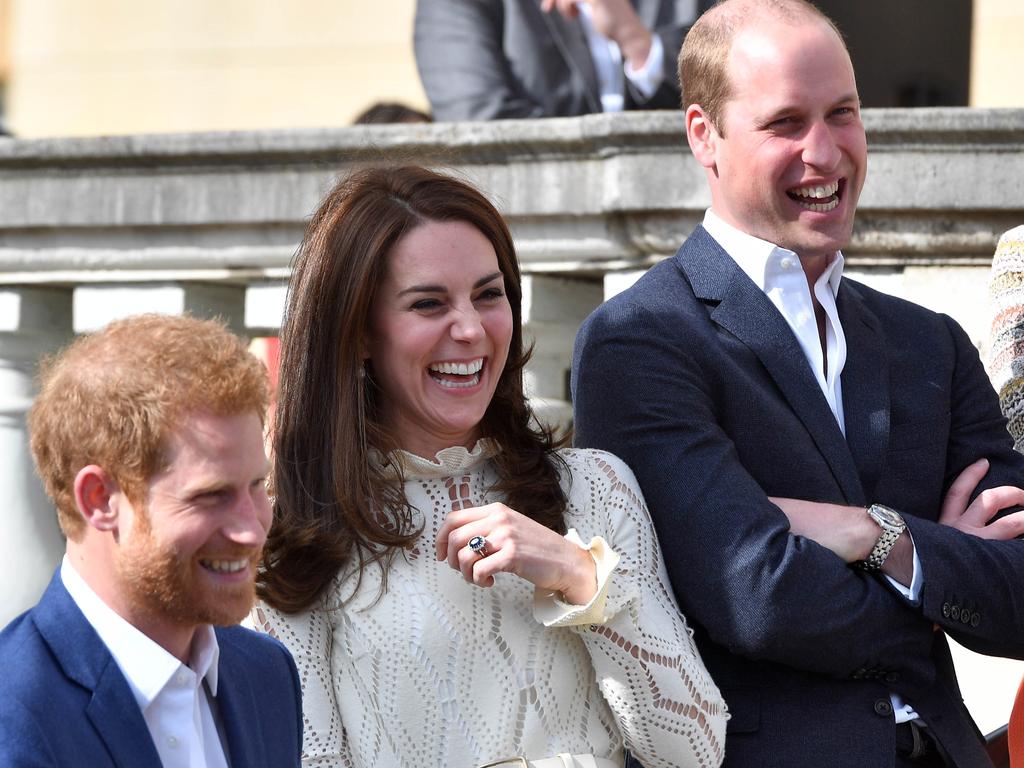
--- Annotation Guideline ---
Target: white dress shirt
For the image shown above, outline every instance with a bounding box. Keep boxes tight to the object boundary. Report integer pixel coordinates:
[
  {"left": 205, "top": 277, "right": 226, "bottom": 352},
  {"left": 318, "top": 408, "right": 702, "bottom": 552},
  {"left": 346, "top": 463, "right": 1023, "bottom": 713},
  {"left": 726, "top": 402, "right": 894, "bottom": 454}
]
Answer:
[
  {"left": 61, "top": 557, "right": 230, "bottom": 767},
  {"left": 577, "top": 3, "right": 666, "bottom": 112},
  {"left": 702, "top": 209, "right": 923, "bottom": 723}
]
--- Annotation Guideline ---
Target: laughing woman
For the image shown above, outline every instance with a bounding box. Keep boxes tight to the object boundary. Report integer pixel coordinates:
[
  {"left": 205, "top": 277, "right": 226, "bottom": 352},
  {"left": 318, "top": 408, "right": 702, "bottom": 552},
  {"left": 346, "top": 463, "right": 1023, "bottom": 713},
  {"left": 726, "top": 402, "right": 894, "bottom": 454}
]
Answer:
[{"left": 253, "top": 166, "right": 727, "bottom": 768}]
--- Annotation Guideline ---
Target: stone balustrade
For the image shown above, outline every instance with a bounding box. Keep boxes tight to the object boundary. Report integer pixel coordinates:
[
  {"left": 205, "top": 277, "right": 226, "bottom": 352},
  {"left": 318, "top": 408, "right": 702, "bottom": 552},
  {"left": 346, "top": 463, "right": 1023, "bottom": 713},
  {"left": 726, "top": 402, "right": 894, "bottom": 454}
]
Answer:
[{"left": 2, "top": 108, "right": 1024, "bottom": 627}]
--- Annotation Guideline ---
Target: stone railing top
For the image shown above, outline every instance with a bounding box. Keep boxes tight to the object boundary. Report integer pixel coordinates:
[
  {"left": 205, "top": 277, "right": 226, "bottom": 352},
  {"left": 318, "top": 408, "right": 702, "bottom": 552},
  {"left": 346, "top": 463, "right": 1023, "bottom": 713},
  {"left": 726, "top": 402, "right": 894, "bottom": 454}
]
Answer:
[
  {"left": 3, "top": 107, "right": 1024, "bottom": 164},
  {"left": 1, "top": 108, "right": 1023, "bottom": 283}
]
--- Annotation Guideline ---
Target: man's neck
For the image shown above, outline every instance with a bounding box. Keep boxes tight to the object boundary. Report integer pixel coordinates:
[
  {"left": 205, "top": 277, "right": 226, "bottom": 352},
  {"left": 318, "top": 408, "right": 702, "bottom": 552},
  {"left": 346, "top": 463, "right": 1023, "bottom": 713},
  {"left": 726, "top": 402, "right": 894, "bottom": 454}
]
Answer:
[
  {"left": 799, "top": 253, "right": 831, "bottom": 288},
  {"left": 65, "top": 543, "right": 198, "bottom": 663}
]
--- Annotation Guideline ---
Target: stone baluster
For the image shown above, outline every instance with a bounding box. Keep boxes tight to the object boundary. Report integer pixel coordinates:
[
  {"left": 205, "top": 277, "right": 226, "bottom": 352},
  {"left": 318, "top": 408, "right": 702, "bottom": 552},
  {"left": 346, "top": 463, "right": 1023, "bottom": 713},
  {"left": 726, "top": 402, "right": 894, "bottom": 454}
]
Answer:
[{"left": 0, "top": 288, "right": 73, "bottom": 626}]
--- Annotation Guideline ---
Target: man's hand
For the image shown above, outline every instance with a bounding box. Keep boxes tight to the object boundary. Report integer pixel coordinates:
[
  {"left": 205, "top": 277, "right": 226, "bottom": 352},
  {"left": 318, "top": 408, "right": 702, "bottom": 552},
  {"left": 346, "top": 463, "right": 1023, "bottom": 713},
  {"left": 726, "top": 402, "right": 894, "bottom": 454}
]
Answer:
[
  {"left": 540, "top": 0, "right": 654, "bottom": 69},
  {"left": 939, "top": 458, "right": 1024, "bottom": 540}
]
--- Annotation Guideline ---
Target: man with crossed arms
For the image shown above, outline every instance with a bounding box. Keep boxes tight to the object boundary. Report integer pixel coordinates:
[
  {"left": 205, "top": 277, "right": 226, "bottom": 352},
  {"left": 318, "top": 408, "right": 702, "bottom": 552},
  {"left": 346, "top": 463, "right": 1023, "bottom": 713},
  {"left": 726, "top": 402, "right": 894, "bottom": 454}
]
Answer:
[{"left": 574, "top": 1, "right": 1024, "bottom": 766}]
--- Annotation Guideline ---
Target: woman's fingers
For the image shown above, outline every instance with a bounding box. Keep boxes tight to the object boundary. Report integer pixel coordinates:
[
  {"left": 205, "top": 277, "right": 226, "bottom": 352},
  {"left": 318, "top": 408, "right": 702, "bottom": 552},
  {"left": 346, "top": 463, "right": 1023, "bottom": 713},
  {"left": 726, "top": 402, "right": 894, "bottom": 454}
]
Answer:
[{"left": 436, "top": 504, "right": 498, "bottom": 560}]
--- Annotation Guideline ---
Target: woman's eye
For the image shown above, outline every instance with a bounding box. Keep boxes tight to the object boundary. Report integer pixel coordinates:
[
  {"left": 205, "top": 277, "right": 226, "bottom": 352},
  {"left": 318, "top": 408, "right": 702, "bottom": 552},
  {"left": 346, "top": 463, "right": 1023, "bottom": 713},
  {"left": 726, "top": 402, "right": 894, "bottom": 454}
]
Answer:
[
  {"left": 410, "top": 298, "right": 443, "bottom": 311},
  {"left": 476, "top": 287, "right": 505, "bottom": 301}
]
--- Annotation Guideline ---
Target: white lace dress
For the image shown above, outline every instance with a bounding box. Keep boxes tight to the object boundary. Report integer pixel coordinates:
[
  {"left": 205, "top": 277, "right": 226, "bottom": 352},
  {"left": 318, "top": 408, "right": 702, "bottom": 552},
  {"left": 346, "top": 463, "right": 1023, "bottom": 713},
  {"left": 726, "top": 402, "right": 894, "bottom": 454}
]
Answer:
[{"left": 252, "top": 444, "right": 727, "bottom": 768}]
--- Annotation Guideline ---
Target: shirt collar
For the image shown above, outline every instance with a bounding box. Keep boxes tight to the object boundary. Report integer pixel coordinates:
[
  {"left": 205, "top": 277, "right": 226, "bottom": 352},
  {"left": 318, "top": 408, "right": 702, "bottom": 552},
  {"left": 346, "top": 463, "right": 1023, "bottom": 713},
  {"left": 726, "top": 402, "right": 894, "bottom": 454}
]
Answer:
[
  {"left": 60, "top": 555, "right": 220, "bottom": 709},
  {"left": 702, "top": 208, "right": 845, "bottom": 297}
]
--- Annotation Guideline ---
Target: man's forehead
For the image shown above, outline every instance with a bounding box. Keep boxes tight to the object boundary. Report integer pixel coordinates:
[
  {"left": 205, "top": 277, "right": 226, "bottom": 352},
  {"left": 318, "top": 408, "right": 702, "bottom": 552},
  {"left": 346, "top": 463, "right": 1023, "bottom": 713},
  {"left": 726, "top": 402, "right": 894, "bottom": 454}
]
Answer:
[
  {"left": 723, "top": 18, "right": 854, "bottom": 103},
  {"left": 156, "top": 409, "right": 266, "bottom": 473}
]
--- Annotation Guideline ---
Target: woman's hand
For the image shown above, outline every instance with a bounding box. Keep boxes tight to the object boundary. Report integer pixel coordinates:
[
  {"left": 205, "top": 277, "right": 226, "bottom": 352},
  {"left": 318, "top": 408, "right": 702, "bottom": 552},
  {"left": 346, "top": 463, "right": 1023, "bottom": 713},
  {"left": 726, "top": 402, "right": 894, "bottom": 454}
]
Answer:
[{"left": 436, "top": 502, "right": 597, "bottom": 605}]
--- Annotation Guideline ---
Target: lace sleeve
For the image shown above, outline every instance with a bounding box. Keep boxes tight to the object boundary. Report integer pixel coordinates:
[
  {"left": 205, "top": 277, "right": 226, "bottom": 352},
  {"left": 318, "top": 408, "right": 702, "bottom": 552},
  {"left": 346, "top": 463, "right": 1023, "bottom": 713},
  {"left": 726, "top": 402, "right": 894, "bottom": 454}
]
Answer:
[
  {"left": 250, "top": 601, "right": 354, "bottom": 767},
  {"left": 568, "top": 452, "right": 728, "bottom": 768}
]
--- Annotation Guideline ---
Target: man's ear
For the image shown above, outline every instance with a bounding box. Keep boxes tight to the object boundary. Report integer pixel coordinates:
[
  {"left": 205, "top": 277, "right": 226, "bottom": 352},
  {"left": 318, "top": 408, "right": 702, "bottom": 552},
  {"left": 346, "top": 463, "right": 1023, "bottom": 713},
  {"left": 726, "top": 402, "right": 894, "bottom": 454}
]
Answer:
[
  {"left": 73, "top": 465, "right": 121, "bottom": 533},
  {"left": 686, "top": 104, "right": 719, "bottom": 170}
]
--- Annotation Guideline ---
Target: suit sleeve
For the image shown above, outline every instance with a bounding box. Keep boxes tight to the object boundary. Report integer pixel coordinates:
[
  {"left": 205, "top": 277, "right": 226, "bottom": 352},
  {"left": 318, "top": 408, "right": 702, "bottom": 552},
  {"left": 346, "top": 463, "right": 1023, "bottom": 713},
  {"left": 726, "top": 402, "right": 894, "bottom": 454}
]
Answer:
[
  {"left": 625, "top": 11, "right": 687, "bottom": 110},
  {"left": 414, "top": 0, "right": 547, "bottom": 120},
  {"left": 895, "top": 314, "right": 1024, "bottom": 658},
  {"left": 571, "top": 300, "right": 938, "bottom": 683}
]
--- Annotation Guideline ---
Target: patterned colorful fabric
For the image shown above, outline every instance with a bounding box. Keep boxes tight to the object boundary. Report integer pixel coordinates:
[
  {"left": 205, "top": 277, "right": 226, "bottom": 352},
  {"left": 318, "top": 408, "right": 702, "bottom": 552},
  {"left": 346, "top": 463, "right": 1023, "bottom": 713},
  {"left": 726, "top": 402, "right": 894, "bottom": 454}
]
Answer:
[{"left": 989, "top": 226, "right": 1024, "bottom": 451}]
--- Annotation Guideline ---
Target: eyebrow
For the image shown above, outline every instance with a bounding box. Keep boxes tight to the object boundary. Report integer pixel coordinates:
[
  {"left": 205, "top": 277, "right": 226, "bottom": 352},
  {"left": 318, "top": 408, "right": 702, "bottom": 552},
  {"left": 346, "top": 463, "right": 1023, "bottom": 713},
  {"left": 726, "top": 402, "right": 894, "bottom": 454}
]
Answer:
[
  {"left": 397, "top": 271, "right": 504, "bottom": 297},
  {"left": 760, "top": 92, "right": 861, "bottom": 120},
  {"left": 182, "top": 463, "right": 271, "bottom": 498}
]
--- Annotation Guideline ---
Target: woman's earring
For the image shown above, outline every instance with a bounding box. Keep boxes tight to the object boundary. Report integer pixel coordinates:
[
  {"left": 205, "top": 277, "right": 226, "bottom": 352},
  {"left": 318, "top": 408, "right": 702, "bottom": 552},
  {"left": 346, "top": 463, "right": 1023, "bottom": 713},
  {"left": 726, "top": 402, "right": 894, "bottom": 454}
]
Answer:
[{"left": 358, "top": 361, "right": 367, "bottom": 379}]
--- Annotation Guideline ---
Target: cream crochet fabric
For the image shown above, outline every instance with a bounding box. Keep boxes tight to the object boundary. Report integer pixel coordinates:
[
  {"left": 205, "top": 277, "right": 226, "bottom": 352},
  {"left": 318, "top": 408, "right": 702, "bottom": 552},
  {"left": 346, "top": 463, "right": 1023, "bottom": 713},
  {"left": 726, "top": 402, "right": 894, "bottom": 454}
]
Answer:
[
  {"left": 990, "top": 225, "right": 1024, "bottom": 450},
  {"left": 252, "top": 445, "right": 727, "bottom": 768}
]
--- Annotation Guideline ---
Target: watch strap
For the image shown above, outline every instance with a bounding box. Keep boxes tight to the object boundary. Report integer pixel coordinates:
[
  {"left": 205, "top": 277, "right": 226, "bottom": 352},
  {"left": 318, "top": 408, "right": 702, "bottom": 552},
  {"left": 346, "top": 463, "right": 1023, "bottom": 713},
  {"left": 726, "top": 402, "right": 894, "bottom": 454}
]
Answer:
[{"left": 860, "top": 504, "right": 906, "bottom": 572}]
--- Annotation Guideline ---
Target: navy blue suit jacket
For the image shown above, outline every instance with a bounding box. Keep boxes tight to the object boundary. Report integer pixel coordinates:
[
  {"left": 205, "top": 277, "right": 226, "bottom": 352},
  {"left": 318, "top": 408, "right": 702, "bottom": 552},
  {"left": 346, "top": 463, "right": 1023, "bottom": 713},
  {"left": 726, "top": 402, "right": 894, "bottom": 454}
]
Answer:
[
  {"left": 0, "top": 572, "right": 302, "bottom": 767},
  {"left": 572, "top": 227, "right": 1024, "bottom": 767}
]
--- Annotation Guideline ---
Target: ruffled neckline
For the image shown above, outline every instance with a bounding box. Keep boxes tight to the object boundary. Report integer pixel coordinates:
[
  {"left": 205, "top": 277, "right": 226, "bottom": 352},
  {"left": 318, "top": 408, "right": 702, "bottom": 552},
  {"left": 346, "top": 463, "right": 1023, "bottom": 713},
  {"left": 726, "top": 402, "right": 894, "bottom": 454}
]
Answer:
[{"left": 372, "top": 439, "right": 499, "bottom": 479}]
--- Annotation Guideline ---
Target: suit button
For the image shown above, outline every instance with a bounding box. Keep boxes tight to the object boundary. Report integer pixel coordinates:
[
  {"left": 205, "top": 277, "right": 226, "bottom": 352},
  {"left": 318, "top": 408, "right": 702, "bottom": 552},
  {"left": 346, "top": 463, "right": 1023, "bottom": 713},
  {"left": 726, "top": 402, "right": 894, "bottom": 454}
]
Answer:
[
  {"left": 950, "top": 605, "right": 961, "bottom": 621},
  {"left": 942, "top": 602, "right": 951, "bottom": 618},
  {"left": 874, "top": 699, "right": 893, "bottom": 717},
  {"left": 884, "top": 671, "right": 900, "bottom": 684},
  {"left": 971, "top": 612, "right": 982, "bottom": 627}
]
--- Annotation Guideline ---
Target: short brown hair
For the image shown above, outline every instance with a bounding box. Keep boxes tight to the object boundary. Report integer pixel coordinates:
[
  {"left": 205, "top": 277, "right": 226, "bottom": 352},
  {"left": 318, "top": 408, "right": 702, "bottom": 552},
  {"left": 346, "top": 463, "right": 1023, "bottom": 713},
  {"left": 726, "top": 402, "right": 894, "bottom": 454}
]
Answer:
[
  {"left": 679, "top": 0, "right": 847, "bottom": 134},
  {"left": 29, "top": 314, "right": 269, "bottom": 540},
  {"left": 260, "top": 165, "right": 567, "bottom": 613}
]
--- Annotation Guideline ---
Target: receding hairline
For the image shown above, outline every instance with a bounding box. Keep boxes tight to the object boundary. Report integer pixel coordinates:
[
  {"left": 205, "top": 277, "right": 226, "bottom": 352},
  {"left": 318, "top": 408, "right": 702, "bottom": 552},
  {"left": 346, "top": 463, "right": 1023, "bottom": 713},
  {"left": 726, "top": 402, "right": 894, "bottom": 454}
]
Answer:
[
  {"left": 704, "top": 0, "right": 840, "bottom": 35},
  {"left": 684, "top": 0, "right": 851, "bottom": 128}
]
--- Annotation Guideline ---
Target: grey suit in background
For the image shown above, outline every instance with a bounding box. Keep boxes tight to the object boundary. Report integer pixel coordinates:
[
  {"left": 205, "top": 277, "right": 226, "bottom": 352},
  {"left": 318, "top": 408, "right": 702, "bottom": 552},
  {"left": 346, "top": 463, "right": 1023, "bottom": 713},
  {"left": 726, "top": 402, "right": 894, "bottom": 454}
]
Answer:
[{"left": 414, "top": 0, "right": 700, "bottom": 121}]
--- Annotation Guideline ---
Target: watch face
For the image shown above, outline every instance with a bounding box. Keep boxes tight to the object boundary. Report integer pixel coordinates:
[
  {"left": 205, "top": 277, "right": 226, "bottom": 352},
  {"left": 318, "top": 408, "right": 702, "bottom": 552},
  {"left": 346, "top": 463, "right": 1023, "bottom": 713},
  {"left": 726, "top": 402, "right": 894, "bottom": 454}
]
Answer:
[{"left": 871, "top": 505, "right": 903, "bottom": 527}]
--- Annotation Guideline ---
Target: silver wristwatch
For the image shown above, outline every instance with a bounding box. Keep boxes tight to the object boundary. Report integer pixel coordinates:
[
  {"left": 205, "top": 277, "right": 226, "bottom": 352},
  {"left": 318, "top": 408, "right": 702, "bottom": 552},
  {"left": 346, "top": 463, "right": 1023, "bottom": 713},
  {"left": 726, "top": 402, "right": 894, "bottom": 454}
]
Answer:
[{"left": 859, "top": 504, "right": 906, "bottom": 571}]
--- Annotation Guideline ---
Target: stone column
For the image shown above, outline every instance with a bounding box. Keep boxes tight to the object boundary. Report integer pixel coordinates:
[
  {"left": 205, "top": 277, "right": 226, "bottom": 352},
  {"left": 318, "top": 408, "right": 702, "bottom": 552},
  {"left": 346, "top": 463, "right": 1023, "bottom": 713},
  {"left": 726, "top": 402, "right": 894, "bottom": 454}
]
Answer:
[
  {"left": 0, "top": 288, "right": 73, "bottom": 626},
  {"left": 521, "top": 275, "right": 604, "bottom": 431}
]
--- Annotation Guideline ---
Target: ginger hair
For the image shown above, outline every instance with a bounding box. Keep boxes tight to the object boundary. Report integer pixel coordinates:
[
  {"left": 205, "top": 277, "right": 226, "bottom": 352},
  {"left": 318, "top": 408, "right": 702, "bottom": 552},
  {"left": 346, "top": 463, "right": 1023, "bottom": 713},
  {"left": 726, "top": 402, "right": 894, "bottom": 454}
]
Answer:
[{"left": 29, "top": 314, "right": 269, "bottom": 540}]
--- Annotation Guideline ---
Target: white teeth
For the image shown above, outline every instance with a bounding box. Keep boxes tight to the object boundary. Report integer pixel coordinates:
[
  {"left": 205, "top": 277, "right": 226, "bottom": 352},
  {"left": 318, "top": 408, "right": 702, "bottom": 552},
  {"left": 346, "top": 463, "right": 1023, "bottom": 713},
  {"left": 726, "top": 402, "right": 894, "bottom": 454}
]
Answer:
[
  {"left": 428, "top": 359, "right": 483, "bottom": 376},
  {"left": 791, "top": 180, "right": 839, "bottom": 200},
  {"left": 203, "top": 559, "right": 249, "bottom": 573},
  {"left": 801, "top": 199, "right": 840, "bottom": 213},
  {"left": 436, "top": 373, "right": 481, "bottom": 389}
]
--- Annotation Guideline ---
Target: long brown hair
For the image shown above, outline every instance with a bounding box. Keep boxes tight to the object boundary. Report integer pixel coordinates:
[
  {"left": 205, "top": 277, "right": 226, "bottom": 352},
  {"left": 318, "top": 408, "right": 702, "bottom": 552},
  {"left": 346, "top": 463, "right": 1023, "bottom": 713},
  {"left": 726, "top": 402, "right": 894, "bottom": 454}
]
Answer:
[{"left": 258, "top": 166, "right": 567, "bottom": 613}]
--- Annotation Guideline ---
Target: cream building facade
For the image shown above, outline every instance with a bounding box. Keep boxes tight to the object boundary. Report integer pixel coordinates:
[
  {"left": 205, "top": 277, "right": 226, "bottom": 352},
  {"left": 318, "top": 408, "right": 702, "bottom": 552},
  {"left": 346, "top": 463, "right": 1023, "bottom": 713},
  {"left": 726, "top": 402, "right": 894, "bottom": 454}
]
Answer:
[
  {"left": 1, "top": 0, "right": 429, "bottom": 136},
  {"left": 1, "top": 0, "right": 1021, "bottom": 137}
]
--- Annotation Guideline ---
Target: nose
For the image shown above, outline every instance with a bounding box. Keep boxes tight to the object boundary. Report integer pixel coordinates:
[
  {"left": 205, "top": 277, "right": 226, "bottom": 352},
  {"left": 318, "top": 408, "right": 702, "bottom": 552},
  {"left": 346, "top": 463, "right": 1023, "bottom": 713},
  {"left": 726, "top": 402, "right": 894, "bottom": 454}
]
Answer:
[
  {"left": 450, "top": 305, "right": 484, "bottom": 343},
  {"left": 801, "top": 121, "right": 842, "bottom": 172},
  {"left": 223, "top": 492, "right": 270, "bottom": 548}
]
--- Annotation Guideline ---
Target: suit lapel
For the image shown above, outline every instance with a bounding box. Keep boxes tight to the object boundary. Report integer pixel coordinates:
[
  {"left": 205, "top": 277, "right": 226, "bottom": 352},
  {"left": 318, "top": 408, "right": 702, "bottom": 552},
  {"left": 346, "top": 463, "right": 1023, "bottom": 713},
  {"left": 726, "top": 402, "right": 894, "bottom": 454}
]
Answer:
[
  {"left": 214, "top": 635, "right": 264, "bottom": 768},
  {"left": 537, "top": 1, "right": 601, "bottom": 112},
  {"left": 837, "top": 281, "right": 890, "bottom": 502},
  {"left": 34, "top": 574, "right": 162, "bottom": 768},
  {"left": 678, "top": 228, "right": 865, "bottom": 502}
]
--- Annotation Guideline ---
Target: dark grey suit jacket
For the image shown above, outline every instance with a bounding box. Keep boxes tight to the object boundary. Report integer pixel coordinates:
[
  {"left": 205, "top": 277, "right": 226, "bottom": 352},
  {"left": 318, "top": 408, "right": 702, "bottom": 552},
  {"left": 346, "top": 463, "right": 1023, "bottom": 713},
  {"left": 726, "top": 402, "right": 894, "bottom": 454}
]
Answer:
[
  {"left": 0, "top": 572, "right": 303, "bottom": 767},
  {"left": 415, "top": 0, "right": 701, "bottom": 120},
  {"left": 573, "top": 226, "right": 1024, "bottom": 767}
]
